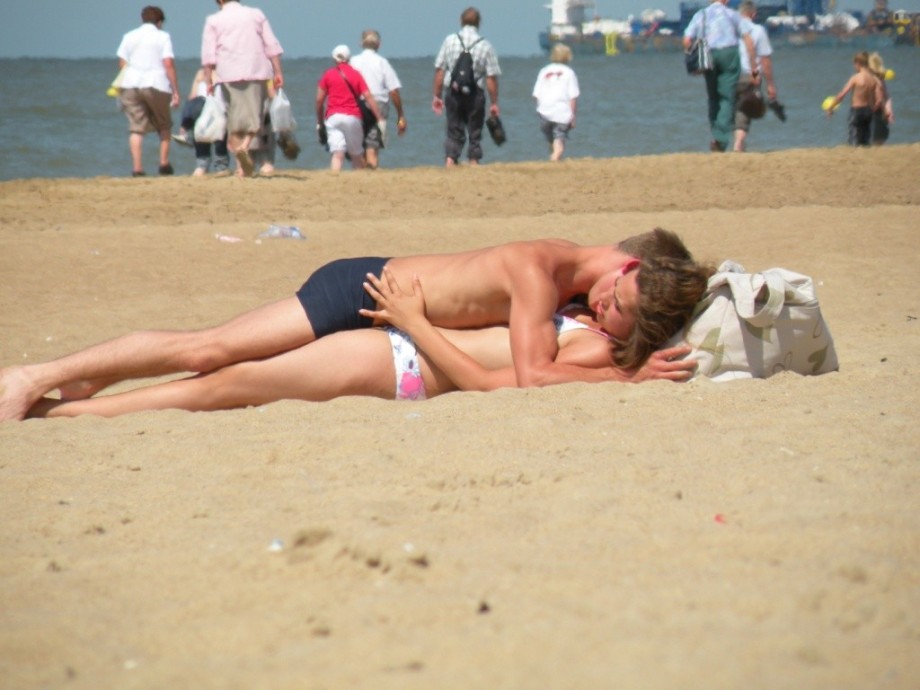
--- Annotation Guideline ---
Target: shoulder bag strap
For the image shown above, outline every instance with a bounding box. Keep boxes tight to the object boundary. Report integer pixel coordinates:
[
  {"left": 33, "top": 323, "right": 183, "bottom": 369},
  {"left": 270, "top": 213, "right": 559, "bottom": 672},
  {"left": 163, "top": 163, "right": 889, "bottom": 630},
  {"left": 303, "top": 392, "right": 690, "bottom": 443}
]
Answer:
[{"left": 336, "top": 66, "right": 363, "bottom": 108}]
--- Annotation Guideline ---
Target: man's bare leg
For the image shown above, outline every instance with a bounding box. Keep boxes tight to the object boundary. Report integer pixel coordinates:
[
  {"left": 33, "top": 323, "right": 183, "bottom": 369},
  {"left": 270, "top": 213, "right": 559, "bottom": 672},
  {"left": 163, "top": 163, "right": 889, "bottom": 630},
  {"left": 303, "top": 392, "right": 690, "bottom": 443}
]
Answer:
[
  {"left": 365, "top": 148, "right": 379, "bottom": 169},
  {"left": 0, "top": 297, "right": 313, "bottom": 421},
  {"left": 733, "top": 129, "right": 747, "bottom": 152},
  {"left": 27, "top": 329, "right": 396, "bottom": 419}
]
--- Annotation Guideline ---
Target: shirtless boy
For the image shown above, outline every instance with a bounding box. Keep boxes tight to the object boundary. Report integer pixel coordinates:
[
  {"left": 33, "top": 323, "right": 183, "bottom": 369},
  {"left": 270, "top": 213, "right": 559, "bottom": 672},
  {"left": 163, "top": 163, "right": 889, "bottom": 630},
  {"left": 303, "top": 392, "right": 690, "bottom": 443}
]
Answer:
[
  {"left": 0, "top": 229, "right": 710, "bottom": 421},
  {"left": 826, "top": 51, "right": 884, "bottom": 147}
]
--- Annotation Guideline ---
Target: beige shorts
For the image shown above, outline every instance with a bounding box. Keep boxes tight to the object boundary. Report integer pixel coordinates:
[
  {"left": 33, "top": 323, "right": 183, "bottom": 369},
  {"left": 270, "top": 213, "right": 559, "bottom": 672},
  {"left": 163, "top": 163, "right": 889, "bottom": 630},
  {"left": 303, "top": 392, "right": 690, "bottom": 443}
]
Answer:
[
  {"left": 120, "top": 88, "right": 172, "bottom": 134},
  {"left": 224, "top": 81, "right": 267, "bottom": 134}
]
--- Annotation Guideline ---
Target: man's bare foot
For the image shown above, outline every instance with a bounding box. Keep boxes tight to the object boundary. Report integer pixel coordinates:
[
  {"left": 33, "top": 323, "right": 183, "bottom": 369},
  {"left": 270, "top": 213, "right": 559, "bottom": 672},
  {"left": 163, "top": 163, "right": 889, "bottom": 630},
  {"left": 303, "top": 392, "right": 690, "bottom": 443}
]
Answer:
[
  {"left": 0, "top": 366, "right": 42, "bottom": 421},
  {"left": 235, "top": 149, "right": 254, "bottom": 177}
]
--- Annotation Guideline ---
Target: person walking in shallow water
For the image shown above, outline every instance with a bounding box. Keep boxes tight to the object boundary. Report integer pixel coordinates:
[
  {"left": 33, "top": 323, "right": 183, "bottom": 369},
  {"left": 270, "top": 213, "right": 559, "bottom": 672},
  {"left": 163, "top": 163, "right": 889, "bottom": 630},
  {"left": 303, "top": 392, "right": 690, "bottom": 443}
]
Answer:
[
  {"left": 733, "top": 0, "right": 778, "bottom": 152},
  {"left": 201, "top": 0, "right": 284, "bottom": 177},
  {"left": 683, "top": 0, "right": 756, "bottom": 152},
  {"left": 533, "top": 43, "right": 580, "bottom": 162},
  {"left": 825, "top": 51, "right": 882, "bottom": 147},
  {"left": 116, "top": 5, "right": 180, "bottom": 177},
  {"left": 350, "top": 29, "right": 407, "bottom": 170}
]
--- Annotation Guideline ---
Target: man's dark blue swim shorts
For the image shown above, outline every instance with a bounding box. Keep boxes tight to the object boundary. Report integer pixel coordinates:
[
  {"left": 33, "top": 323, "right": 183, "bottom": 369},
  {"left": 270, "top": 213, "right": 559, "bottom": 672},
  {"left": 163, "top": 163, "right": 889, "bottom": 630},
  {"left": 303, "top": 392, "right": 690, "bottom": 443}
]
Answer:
[{"left": 295, "top": 257, "right": 390, "bottom": 338}]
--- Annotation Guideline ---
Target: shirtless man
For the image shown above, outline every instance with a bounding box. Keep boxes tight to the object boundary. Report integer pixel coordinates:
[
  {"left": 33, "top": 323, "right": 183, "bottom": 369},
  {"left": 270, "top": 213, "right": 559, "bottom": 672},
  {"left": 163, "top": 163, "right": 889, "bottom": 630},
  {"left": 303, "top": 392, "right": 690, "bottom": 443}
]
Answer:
[
  {"left": 826, "top": 51, "right": 884, "bottom": 147},
  {"left": 0, "top": 229, "right": 710, "bottom": 421}
]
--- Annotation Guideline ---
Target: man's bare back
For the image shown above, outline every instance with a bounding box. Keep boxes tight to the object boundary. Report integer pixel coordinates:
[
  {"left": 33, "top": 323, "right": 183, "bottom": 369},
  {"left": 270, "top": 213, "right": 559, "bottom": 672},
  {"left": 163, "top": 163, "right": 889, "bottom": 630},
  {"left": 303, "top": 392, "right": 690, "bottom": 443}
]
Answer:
[{"left": 384, "top": 239, "right": 630, "bottom": 330}]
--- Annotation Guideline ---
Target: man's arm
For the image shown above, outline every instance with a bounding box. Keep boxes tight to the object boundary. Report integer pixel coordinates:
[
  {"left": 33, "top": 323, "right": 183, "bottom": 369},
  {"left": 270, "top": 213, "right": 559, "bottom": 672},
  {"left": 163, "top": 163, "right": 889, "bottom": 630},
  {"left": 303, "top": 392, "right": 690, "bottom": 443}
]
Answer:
[
  {"left": 486, "top": 75, "right": 499, "bottom": 117},
  {"left": 163, "top": 57, "right": 180, "bottom": 108},
  {"left": 502, "top": 259, "right": 628, "bottom": 387},
  {"left": 827, "top": 76, "right": 855, "bottom": 117},
  {"left": 270, "top": 55, "right": 284, "bottom": 90},
  {"left": 760, "top": 54, "right": 776, "bottom": 100},
  {"left": 362, "top": 90, "right": 384, "bottom": 123},
  {"left": 742, "top": 34, "right": 757, "bottom": 77},
  {"left": 432, "top": 67, "right": 445, "bottom": 115},
  {"left": 390, "top": 89, "right": 407, "bottom": 135}
]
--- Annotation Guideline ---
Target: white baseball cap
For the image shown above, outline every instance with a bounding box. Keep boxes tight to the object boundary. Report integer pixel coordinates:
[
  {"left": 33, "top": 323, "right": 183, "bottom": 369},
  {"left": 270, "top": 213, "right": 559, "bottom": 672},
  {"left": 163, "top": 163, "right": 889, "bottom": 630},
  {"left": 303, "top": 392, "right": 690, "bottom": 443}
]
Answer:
[{"left": 332, "top": 44, "right": 351, "bottom": 62}]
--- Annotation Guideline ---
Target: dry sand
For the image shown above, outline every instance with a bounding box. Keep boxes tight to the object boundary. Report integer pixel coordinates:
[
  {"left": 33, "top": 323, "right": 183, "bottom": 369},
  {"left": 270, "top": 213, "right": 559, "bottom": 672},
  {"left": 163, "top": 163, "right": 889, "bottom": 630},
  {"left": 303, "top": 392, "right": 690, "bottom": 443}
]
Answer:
[{"left": 1, "top": 145, "right": 919, "bottom": 689}]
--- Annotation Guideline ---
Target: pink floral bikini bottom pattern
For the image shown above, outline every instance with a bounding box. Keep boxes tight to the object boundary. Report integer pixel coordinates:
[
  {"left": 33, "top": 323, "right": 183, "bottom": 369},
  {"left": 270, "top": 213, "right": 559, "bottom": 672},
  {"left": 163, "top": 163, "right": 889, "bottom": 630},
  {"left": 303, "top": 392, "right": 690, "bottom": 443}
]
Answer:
[{"left": 386, "top": 327, "right": 427, "bottom": 401}]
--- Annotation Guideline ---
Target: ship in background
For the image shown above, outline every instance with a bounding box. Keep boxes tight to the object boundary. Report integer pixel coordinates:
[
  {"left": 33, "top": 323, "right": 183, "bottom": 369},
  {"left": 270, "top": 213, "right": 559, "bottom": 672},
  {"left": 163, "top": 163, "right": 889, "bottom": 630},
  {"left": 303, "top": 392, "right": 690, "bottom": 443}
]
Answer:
[{"left": 537, "top": 0, "right": 919, "bottom": 55}]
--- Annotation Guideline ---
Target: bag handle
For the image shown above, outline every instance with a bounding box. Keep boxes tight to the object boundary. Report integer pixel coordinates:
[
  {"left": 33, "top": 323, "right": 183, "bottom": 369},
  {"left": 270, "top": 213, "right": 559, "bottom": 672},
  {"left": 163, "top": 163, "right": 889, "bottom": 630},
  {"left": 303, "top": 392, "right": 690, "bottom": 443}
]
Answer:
[{"left": 724, "top": 271, "right": 786, "bottom": 328}]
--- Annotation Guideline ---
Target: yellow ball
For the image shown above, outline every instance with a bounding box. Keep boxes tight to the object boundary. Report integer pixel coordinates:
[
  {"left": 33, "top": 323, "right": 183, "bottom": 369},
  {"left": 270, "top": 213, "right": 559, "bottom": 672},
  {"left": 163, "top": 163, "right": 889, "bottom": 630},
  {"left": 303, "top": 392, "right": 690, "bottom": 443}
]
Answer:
[
  {"left": 822, "top": 96, "right": 837, "bottom": 111},
  {"left": 885, "top": 68, "right": 895, "bottom": 80}
]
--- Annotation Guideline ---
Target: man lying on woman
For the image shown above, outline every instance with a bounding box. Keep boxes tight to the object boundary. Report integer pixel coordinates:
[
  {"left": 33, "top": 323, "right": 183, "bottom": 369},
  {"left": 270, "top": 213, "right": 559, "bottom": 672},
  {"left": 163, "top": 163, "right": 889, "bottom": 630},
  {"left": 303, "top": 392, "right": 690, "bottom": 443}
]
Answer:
[{"left": 2, "top": 229, "right": 712, "bottom": 420}]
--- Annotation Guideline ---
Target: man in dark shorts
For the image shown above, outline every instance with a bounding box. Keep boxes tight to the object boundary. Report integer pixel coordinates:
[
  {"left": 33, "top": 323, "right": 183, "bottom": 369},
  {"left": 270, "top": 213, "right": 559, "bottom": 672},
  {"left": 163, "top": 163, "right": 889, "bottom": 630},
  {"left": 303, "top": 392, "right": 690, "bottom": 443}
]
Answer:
[
  {"left": 296, "top": 257, "right": 389, "bottom": 337},
  {"left": 1, "top": 232, "right": 710, "bottom": 421}
]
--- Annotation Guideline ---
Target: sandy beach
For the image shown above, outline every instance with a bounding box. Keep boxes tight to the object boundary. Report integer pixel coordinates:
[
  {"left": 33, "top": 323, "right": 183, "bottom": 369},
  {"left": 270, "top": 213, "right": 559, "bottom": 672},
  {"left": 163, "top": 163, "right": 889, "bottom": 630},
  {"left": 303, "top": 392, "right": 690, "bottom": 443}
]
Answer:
[{"left": 1, "top": 145, "right": 919, "bottom": 689}]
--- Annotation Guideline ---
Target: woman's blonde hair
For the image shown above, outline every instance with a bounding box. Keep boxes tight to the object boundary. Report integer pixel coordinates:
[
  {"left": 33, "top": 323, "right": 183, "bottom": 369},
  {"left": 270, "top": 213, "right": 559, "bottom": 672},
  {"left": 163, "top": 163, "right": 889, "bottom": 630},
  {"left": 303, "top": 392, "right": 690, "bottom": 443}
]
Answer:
[
  {"left": 868, "top": 51, "right": 886, "bottom": 77},
  {"left": 550, "top": 43, "right": 573, "bottom": 64}
]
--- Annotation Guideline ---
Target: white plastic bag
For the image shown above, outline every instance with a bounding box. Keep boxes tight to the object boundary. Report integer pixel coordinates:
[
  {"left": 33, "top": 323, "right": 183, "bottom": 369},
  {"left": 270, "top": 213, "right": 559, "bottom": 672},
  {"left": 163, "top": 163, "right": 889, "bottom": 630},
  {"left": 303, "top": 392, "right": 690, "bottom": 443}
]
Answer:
[
  {"left": 194, "top": 93, "right": 227, "bottom": 143},
  {"left": 269, "top": 88, "right": 296, "bottom": 133},
  {"left": 666, "top": 261, "right": 839, "bottom": 381}
]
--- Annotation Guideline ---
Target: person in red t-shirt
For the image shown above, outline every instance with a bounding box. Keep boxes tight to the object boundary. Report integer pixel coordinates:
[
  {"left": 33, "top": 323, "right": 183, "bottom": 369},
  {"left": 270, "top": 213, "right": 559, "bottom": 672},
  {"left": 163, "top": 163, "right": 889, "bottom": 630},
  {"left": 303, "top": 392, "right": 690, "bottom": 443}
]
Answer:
[{"left": 315, "top": 44, "right": 383, "bottom": 171}]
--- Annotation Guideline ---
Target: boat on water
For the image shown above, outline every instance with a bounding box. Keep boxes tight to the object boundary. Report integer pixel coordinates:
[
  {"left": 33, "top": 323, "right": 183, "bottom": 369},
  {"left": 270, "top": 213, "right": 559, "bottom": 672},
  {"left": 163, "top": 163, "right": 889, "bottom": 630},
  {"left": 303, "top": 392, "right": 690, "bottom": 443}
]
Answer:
[{"left": 537, "top": 0, "right": 919, "bottom": 55}]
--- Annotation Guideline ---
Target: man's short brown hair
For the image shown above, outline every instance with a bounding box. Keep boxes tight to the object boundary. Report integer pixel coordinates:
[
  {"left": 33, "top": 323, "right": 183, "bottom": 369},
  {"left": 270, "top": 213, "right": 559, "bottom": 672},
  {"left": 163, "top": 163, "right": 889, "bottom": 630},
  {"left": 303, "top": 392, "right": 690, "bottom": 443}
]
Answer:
[{"left": 141, "top": 6, "right": 165, "bottom": 24}]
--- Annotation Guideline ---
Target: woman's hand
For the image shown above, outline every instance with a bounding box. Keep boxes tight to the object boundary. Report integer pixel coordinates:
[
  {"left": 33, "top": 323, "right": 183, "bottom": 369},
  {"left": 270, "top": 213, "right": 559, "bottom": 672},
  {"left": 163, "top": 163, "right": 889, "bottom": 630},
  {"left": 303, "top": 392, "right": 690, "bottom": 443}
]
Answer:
[{"left": 359, "top": 267, "right": 428, "bottom": 331}]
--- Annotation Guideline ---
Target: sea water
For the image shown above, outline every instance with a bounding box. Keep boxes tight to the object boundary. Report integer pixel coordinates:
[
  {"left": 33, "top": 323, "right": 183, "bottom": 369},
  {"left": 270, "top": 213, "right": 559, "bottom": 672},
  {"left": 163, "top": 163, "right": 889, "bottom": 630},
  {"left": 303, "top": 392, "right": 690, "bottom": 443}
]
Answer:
[{"left": 0, "top": 49, "right": 917, "bottom": 180}]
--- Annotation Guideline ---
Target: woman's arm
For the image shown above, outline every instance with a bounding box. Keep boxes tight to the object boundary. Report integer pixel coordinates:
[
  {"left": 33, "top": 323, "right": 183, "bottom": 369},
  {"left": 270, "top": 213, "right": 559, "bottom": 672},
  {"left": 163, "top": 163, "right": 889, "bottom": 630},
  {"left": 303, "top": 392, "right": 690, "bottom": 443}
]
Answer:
[{"left": 361, "top": 270, "right": 519, "bottom": 391}]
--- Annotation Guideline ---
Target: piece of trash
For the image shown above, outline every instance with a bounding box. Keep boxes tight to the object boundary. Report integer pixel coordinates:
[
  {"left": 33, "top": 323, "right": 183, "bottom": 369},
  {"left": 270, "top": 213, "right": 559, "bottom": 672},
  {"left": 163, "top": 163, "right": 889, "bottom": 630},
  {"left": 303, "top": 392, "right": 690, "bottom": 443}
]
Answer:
[
  {"left": 268, "top": 538, "right": 284, "bottom": 552},
  {"left": 714, "top": 514, "right": 727, "bottom": 524},
  {"left": 215, "top": 233, "right": 243, "bottom": 243},
  {"left": 259, "top": 224, "right": 304, "bottom": 240}
]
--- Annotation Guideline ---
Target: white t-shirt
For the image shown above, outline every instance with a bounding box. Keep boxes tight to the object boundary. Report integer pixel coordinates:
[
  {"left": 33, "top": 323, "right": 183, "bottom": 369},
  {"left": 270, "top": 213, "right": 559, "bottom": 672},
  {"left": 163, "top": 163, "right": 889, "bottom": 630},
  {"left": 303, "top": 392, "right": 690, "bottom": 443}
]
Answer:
[
  {"left": 117, "top": 23, "right": 174, "bottom": 92},
  {"left": 350, "top": 49, "right": 401, "bottom": 105},
  {"left": 739, "top": 21, "right": 772, "bottom": 75},
  {"left": 532, "top": 63, "right": 579, "bottom": 124}
]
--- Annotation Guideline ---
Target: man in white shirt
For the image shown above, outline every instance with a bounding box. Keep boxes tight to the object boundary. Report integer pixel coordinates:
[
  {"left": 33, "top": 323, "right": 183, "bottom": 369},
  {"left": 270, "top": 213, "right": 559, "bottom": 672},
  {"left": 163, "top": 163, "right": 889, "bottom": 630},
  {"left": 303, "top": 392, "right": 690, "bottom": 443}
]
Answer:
[
  {"left": 734, "top": 0, "right": 778, "bottom": 151},
  {"left": 350, "top": 30, "right": 407, "bottom": 169},
  {"left": 116, "top": 6, "right": 180, "bottom": 176}
]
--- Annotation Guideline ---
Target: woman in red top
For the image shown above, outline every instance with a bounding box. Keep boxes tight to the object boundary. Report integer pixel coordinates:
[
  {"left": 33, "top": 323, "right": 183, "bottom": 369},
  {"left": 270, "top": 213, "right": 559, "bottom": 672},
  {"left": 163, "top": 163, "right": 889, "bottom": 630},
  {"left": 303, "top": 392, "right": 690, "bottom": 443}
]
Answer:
[{"left": 315, "top": 45, "right": 383, "bottom": 171}]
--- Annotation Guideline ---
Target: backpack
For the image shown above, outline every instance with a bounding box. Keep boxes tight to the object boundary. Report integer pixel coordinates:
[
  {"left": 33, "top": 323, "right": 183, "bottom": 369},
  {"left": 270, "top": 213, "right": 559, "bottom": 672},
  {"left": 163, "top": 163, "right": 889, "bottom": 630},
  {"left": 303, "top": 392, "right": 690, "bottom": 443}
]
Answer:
[{"left": 450, "top": 34, "right": 482, "bottom": 96}]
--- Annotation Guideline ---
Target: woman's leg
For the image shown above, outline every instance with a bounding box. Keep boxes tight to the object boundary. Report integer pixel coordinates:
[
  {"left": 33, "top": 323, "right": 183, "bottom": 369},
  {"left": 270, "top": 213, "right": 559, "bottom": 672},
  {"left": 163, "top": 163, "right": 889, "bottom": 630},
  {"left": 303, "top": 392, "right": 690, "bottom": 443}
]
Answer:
[
  {"left": 31, "top": 329, "right": 398, "bottom": 418},
  {"left": 1, "top": 297, "right": 314, "bottom": 421}
]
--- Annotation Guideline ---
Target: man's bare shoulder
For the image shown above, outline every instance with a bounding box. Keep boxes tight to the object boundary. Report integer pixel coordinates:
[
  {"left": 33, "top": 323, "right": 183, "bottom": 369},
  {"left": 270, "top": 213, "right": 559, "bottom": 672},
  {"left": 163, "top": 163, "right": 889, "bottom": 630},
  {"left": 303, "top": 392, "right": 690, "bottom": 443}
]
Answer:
[{"left": 492, "top": 238, "right": 579, "bottom": 259}]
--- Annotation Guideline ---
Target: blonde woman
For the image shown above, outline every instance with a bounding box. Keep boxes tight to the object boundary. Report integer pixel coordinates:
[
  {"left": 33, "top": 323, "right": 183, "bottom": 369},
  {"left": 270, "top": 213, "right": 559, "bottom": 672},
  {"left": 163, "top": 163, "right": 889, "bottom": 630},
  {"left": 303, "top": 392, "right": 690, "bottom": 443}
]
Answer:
[
  {"left": 868, "top": 52, "right": 894, "bottom": 146},
  {"left": 532, "top": 44, "right": 579, "bottom": 161}
]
